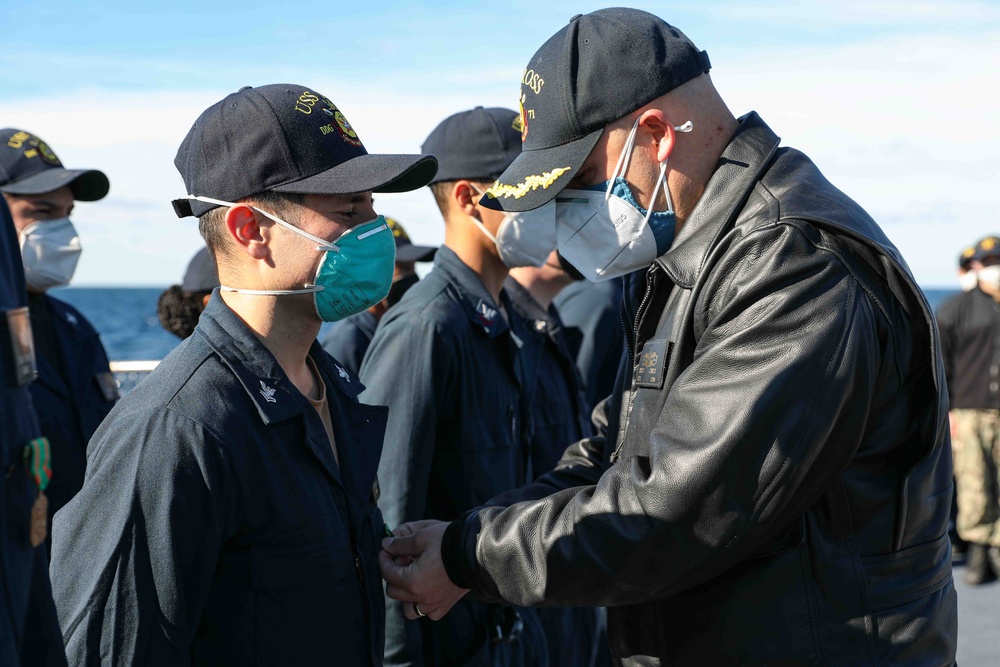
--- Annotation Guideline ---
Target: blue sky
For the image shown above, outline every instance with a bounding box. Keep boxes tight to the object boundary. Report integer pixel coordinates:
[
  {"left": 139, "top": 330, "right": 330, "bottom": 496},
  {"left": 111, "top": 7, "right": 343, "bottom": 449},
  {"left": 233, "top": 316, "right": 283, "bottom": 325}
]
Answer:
[{"left": 3, "top": 1, "right": 999, "bottom": 286}]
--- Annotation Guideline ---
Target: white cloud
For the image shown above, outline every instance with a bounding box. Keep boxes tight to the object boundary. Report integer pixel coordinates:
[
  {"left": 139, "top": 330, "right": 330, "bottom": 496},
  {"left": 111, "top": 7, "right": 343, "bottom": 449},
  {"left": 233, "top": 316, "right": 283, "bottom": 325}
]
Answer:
[{"left": 1, "top": 25, "right": 996, "bottom": 288}]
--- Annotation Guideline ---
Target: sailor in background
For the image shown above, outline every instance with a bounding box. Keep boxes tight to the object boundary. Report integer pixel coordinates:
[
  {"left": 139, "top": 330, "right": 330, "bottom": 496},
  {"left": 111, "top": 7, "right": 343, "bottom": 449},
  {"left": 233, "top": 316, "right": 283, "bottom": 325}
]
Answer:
[
  {"left": 1, "top": 194, "right": 67, "bottom": 666},
  {"left": 157, "top": 246, "right": 219, "bottom": 340},
  {"left": 0, "top": 128, "right": 116, "bottom": 547},
  {"left": 321, "top": 216, "right": 436, "bottom": 375}
]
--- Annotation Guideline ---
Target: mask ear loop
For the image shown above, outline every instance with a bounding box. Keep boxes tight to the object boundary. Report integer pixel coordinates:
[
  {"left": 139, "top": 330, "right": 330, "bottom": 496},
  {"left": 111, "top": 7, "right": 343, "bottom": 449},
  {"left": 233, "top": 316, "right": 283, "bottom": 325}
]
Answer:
[
  {"left": 606, "top": 117, "right": 643, "bottom": 202},
  {"left": 183, "top": 194, "right": 340, "bottom": 252},
  {"left": 641, "top": 120, "right": 694, "bottom": 225}
]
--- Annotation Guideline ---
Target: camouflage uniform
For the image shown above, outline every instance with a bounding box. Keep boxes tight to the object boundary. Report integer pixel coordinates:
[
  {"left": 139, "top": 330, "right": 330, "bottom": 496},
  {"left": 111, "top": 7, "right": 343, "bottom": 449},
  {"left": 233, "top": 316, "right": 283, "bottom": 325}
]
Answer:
[{"left": 951, "top": 409, "right": 1000, "bottom": 546}]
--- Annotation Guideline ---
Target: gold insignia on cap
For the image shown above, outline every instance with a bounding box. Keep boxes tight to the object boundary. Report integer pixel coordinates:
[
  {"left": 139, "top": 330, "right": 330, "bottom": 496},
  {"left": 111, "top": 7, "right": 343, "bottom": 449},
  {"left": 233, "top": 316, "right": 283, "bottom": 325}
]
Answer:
[
  {"left": 982, "top": 238, "right": 997, "bottom": 251},
  {"left": 485, "top": 167, "right": 572, "bottom": 200},
  {"left": 7, "top": 131, "right": 31, "bottom": 149},
  {"left": 386, "top": 216, "right": 409, "bottom": 242},
  {"left": 962, "top": 247, "right": 976, "bottom": 258}
]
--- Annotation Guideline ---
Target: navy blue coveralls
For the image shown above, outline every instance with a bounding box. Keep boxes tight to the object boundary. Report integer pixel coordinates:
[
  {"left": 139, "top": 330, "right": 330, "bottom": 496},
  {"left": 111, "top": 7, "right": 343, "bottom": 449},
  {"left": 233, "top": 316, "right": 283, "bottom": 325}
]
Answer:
[
  {"left": 504, "top": 277, "right": 607, "bottom": 667},
  {"left": 50, "top": 293, "right": 389, "bottom": 666},
  {"left": 321, "top": 309, "right": 379, "bottom": 377},
  {"left": 0, "top": 200, "right": 66, "bottom": 667},
  {"left": 552, "top": 278, "right": 625, "bottom": 409},
  {"left": 27, "top": 291, "right": 117, "bottom": 541},
  {"left": 360, "top": 247, "right": 547, "bottom": 667}
]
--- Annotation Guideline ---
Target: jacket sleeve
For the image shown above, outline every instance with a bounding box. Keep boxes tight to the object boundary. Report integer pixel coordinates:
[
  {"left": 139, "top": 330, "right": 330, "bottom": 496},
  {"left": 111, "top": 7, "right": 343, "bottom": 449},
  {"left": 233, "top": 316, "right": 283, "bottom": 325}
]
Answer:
[
  {"left": 359, "top": 313, "right": 455, "bottom": 667},
  {"left": 447, "top": 223, "right": 884, "bottom": 608},
  {"left": 50, "top": 408, "right": 237, "bottom": 666}
]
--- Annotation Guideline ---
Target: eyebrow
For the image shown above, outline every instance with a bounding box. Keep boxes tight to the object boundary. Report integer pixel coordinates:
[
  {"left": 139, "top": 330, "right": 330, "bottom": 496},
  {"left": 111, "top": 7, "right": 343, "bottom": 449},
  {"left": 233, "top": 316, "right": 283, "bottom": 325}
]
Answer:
[{"left": 28, "top": 199, "right": 60, "bottom": 208}]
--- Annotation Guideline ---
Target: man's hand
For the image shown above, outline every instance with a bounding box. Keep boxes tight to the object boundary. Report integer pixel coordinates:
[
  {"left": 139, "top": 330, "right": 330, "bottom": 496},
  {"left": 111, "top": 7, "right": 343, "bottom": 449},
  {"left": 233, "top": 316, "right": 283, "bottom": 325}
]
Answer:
[{"left": 379, "top": 520, "right": 469, "bottom": 621}]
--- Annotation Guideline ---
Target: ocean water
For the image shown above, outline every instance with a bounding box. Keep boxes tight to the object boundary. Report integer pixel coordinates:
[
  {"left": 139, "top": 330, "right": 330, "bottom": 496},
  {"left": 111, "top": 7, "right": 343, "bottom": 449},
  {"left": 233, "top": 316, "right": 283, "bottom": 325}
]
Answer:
[
  {"left": 50, "top": 286, "right": 963, "bottom": 363},
  {"left": 51, "top": 287, "right": 180, "bottom": 361}
]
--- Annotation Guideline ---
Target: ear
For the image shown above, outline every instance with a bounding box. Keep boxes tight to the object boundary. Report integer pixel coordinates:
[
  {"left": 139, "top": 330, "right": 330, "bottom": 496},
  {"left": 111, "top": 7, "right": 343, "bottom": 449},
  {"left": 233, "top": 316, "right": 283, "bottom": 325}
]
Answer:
[
  {"left": 452, "top": 180, "right": 480, "bottom": 217},
  {"left": 636, "top": 109, "right": 677, "bottom": 163},
  {"left": 224, "top": 205, "right": 269, "bottom": 260}
]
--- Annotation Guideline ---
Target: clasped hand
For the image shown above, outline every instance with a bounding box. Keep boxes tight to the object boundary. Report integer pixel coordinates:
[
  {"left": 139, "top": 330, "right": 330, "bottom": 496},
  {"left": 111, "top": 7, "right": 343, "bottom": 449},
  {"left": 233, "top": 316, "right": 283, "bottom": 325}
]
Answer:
[{"left": 379, "top": 520, "right": 470, "bottom": 621}]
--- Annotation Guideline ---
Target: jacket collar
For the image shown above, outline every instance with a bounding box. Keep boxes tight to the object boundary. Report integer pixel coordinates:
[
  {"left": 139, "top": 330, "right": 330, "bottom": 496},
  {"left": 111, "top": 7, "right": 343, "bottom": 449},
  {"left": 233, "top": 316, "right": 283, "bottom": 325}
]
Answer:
[
  {"left": 434, "top": 245, "right": 512, "bottom": 338},
  {"left": 657, "top": 112, "right": 781, "bottom": 289},
  {"left": 194, "top": 292, "right": 363, "bottom": 425}
]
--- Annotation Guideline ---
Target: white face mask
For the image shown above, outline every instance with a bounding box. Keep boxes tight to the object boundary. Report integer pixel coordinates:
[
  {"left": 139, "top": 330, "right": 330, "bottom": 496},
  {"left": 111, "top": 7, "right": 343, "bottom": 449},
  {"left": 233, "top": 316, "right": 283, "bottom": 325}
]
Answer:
[
  {"left": 19, "top": 217, "right": 82, "bottom": 291},
  {"left": 553, "top": 117, "right": 692, "bottom": 282},
  {"left": 976, "top": 265, "right": 1000, "bottom": 290},
  {"left": 960, "top": 271, "right": 979, "bottom": 292},
  {"left": 469, "top": 184, "right": 557, "bottom": 268}
]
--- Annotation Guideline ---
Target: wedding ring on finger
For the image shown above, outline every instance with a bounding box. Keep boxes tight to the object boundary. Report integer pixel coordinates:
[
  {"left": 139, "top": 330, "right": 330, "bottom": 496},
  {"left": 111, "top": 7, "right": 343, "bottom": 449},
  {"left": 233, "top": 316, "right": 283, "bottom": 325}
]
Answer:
[{"left": 413, "top": 602, "right": 427, "bottom": 618}]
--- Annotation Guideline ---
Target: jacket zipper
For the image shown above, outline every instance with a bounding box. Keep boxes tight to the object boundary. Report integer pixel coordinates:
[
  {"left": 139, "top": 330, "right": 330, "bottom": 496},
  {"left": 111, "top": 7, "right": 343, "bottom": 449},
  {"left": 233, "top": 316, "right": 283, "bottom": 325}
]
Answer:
[
  {"left": 611, "top": 267, "right": 657, "bottom": 463},
  {"left": 354, "top": 546, "right": 374, "bottom": 666}
]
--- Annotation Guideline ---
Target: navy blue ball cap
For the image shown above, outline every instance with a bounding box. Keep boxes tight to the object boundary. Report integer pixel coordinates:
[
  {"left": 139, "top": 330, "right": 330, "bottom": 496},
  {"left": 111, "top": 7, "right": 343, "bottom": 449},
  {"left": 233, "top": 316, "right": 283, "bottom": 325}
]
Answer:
[
  {"left": 0, "top": 128, "right": 110, "bottom": 201},
  {"left": 421, "top": 106, "right": 521, "bottom": 185},
  {"left": 172, "top": 84, "right": 438, "bottom": 218},
  {"left": 972, "top": 235, "right": 1000, "bottom": 262},
  {"left": 481, "top": 8, "right": 710, "bottom": 212},
  {"left": 386, "top": 216, "right": 436, "bottom": 263},
  {"left": 181, "top": 247, "right": 220, "bottom": 292}
]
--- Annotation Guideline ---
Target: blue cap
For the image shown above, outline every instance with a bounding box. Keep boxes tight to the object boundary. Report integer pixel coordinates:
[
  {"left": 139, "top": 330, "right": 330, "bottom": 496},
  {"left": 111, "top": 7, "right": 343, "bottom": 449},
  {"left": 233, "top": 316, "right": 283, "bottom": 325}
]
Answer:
[
  {"left": 181, "top": 247, "right": 219, "bottom": 292},
  {"left": 421, "top": 106, "right": 521, "bottom": 184},
  {"left": 482, "top": 8, "right": 710, "bottom": 212}
]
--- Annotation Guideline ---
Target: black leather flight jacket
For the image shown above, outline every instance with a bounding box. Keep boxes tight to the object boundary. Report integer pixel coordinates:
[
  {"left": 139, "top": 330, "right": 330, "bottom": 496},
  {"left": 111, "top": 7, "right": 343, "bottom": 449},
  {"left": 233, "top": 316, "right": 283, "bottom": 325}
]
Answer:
[{"left": 442, "top": 113, "right": 957, "bottom": 666}]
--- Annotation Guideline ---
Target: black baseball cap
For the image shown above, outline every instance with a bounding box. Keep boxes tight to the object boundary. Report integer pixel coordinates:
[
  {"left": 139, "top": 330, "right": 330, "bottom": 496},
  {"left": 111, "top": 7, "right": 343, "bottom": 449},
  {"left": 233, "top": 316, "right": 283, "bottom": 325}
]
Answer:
[
  {"left": 181, "top": 247, "right": 220, "bottom": 292},
  {"left": 172, "top": 84, "right": 438, "bottom": 218},
  {"left": 386, "top": 216, "right": 436, "bottom": 263},
  {"left": 973, "top": 236, "right": 1000, "bottom": 262},
  {"left": 0, "top": 128, "right": 110, "bottom": 201},
  {"left": 421, "top": 107, "right": 521, "bottom": 184},
  {"left": 481, "top": 8, "right": 710, "bottom": 212},
  {"left": 959, "top": 245, "right": 976, "bottom": 270}
]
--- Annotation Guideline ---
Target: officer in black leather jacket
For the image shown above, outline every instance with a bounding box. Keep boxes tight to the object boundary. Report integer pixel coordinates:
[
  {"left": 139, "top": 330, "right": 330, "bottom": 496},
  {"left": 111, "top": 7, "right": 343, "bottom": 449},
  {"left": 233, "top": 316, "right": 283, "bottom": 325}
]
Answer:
[{"left": 379, "top": 9, "right": 957, "bottom": 666}]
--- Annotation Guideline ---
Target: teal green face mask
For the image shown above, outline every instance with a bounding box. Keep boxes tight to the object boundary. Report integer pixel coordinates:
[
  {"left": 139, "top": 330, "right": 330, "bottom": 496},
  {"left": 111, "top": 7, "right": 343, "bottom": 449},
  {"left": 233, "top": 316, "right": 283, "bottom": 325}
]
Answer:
[{"left": 183, "top": 195, "right": 396, "bottom": 322}]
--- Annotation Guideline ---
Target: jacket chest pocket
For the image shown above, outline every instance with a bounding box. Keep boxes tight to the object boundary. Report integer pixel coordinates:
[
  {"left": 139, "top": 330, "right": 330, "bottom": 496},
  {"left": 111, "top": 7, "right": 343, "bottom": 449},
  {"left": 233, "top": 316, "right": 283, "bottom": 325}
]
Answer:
[
  {"left": 459, "top": 411, "right": 520, "bottom": 502},
  {"left": 251, "top": 539, "right": 363, "bottom": 665}
]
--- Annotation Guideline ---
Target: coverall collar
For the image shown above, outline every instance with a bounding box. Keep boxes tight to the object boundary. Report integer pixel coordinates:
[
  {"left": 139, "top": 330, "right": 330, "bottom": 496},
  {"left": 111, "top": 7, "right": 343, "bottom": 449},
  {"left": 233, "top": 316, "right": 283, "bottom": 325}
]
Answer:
[
  {"left": 195, "top": 291, "right": 363, "bottom": 425},
  {"left": 434, "top": 245, "right": 513, "bottom": 339}
]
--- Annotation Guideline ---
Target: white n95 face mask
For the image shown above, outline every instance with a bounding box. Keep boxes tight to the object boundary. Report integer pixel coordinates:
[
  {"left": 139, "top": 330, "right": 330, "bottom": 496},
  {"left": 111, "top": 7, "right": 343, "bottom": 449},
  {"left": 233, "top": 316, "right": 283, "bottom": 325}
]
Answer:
[
  {"left": 554, "top": 117, "right": 692, "bottom": 282},
  {"left": 468, "top": 184, "right": 557, "bottom": 268},
  {"left": 976, "top": 265, "right": 1000, "bottom": 290},
  {"left": 960, "top": 271, "right": 978, "bottom": 292},
  {"left": 19, "top": 218, "right": 83, "bottom": 291}
]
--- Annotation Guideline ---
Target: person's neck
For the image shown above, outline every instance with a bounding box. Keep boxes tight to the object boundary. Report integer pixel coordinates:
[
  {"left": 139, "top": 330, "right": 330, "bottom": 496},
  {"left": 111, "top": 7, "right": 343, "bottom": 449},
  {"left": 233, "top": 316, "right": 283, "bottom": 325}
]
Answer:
[
  {"left": 220, "top": 290, "right": 321, "bottom": 397},
  {"left": 670, "top": 113, "right": 740, "bottom": 232},
  {"left": 508, "top": 268, "right": 567, "bottom": 310},
  {"left": 444, "top": 233, "right": 508, "bottom": 304}
]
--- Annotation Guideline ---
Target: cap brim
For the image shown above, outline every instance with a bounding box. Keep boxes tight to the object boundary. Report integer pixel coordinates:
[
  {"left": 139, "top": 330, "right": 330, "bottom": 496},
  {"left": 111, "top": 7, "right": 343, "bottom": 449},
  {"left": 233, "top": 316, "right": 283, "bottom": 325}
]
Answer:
[
  {"left": 0, "top": 168, "right": 109, "bottom": 201},
  {"left": 395, "top": 244, "right": 437, "bottom": 263},
  {"left": 273, "top": 153, "right": 438, "bottom": 196},
  {"left": 479, "top": 128, "right": 602, "bottom": 212}
]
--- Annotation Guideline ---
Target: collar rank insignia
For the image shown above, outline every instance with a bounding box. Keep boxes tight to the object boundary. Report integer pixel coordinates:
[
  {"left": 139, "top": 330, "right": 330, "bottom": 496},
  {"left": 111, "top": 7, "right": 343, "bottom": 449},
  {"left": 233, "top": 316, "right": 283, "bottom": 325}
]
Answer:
[
  {"left": 336, "top": 365, "right": 351, "bottom": 382},
  {"left": 65, "top": 312, "right": 78, "bottom": 326},
  {"left": 259, "top": 380, "right": 277, "bottom": 403},
  {"left": 476, "top": 299, "right": 498, "bottom": 329}
]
